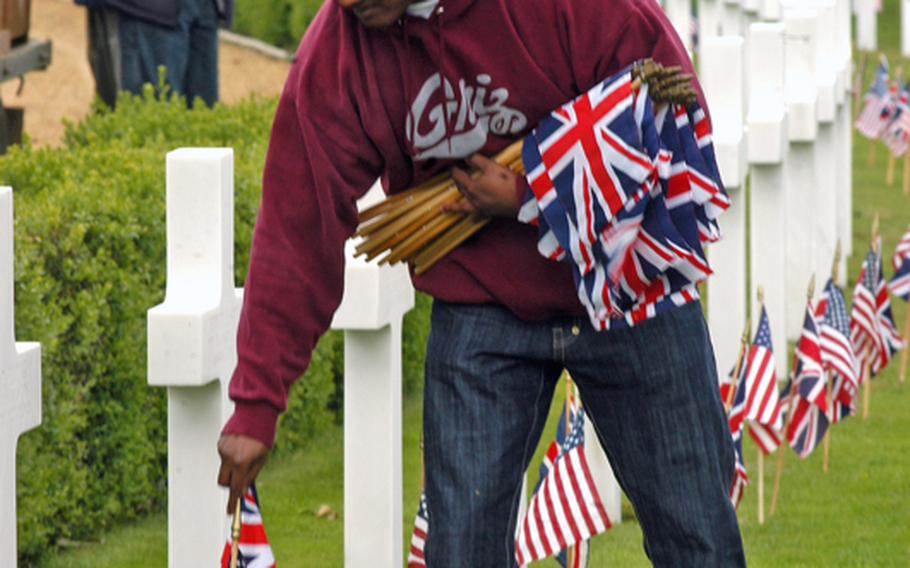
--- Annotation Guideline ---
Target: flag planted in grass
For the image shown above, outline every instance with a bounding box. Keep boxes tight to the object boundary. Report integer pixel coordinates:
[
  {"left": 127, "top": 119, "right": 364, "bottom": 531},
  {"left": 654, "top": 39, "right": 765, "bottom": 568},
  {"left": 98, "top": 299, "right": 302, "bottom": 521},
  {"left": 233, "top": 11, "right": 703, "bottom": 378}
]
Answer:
[
  {"left": 890, "top": 227, "right": 910, "bottom": 301},
  {"left": 221, "top": 484, "right": 276, "bottom": 568},
  {"left": 815, "top": 279, "right": 859, "bottom": 422},
  {"left": 855, "top": 56, "right": 894, "bottom": 140},
  {"left": 786, "top": 304, "right": 829, "bottom": 459},
  {"left": 851, "top": 239, "right": 905, "bottom": 377}
]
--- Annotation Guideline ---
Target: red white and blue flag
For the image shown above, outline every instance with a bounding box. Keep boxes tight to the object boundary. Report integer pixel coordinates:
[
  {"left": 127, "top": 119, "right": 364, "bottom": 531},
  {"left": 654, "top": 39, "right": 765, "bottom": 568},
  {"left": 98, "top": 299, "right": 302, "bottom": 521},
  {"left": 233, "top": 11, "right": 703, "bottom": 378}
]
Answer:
[
  {"left": 518, "top": 65, "right": 728, "bottom": 330},
  {"left": 742, "top": 307, "right": 784, "bottom": 454},
  {"left": 890, "top": 227, "right": 910, "bottom": 301},
  {"left": 786, "top": 304, "right": 830, "bottom": 459},
  {"left": 815, "top": 279, "right": 859, "bottom": 422},
  {"left": 220, "top": 484, "right": 277, "bottom": 568},
  {"left": 515, "top": 393, "right": 611, "bottom": 567},
  {"left": 885, "top": 83, "right": 910, "bottom": 156},
  {"left": 851, "top": 241, "right": 906, "bottom": 377},
  {"left": 406, "top": 491, "right": 429, "bottom": 568},
  {"left": 856, "top": 56, "right": 894, "bottom": 140},
  {"left": 724, "top": 363, "right": 749, "bottom": 508}
]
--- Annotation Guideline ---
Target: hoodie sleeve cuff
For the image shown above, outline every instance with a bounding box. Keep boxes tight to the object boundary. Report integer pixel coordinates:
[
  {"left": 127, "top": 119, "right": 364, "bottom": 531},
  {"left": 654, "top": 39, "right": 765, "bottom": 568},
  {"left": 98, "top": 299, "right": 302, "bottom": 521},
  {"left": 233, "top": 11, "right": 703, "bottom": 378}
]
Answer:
[{"left": 222, "top": 401, "right": 280, "bottom": 449}]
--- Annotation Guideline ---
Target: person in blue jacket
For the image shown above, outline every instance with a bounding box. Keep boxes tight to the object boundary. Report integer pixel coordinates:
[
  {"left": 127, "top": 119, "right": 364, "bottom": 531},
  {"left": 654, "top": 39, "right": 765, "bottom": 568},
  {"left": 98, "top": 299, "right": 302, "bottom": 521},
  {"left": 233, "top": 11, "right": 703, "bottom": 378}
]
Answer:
[{"left": 76, "top": 0, "right": 233, "bottom": 107}]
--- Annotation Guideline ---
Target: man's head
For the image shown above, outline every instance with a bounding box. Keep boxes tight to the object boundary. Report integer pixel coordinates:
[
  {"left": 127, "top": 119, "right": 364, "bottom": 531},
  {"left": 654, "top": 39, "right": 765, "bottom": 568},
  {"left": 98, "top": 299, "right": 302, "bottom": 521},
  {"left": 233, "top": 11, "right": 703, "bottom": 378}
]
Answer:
[{"left": 335, "top": 0, "right": 415, "bottom": 28}]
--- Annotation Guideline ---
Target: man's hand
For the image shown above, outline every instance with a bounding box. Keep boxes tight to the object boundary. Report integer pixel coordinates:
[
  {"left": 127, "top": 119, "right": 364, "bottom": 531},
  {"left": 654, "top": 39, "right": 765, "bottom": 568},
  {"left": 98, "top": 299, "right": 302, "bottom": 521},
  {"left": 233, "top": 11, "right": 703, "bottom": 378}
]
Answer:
[
  {"left": 217, "top": 434, "right": 270, "bottom": 514},
  {"left": 448, "top": 154, "right": 522, "bottom": 218}
]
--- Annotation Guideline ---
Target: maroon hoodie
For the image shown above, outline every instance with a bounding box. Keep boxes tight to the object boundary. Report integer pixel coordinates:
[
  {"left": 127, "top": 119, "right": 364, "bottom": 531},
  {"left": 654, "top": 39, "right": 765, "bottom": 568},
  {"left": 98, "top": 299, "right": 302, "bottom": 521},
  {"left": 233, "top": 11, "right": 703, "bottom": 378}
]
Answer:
[{"left": 223, "top": 0, "right": 701, "bottom": 447}]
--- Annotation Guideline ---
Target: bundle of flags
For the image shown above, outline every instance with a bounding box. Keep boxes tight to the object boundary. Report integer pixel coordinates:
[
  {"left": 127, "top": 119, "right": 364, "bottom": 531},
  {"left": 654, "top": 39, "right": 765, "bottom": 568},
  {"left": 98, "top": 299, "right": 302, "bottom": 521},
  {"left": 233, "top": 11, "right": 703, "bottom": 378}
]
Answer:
[
  {"left": 816, "top": 278, "right": 859, "bottom": 422},
  {"left": 221, "top": 484, "right": 277, "bottom": 568},
  {"left": 518, "top": 63, "right": 728, "bottom": 330},
  {"left": 851, "top": 239, "right": 905, "bottom": 378},
  {"left": 890, "top": 227, "right": 910, "bottom": 301},
  {"left": 856, "top": 56, "right": 895, "bottom": 141},
  {"left": 785, "top": 302, "right": 830, "bottom": 459},
  {"left": 885, "top": 83, "right": 910, "bottom": 157},
  {"left": 515, "top": 390, "right": 611, "bottom": 567}
]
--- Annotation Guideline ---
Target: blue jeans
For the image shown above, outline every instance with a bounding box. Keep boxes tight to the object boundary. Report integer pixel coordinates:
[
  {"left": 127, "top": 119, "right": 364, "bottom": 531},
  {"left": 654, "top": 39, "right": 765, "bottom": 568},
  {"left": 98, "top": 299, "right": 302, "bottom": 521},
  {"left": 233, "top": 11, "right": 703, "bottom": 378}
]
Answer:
[
  {"left": 118, "top": 0, "right": 219, "bottom": 107},
  {"left": 423, "top": 300, "right": 746, "bottom": 567}
]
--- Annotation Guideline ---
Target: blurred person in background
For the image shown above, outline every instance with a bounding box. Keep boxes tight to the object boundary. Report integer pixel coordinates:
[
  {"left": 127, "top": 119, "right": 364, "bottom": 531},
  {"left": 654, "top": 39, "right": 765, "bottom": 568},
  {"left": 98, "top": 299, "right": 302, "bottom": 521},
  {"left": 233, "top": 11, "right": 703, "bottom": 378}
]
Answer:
[{"left": 75, "top": 0, "right": 234, "bottom": 107}]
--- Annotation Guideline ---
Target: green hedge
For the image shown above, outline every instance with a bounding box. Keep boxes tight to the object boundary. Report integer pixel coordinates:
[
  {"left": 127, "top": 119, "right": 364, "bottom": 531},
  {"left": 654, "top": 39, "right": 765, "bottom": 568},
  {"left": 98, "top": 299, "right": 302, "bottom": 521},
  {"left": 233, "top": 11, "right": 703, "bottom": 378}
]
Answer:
[
  {"left": 232, "top": 0, "right": 324, "bottom": 51},
  {"left": 3, "top": 88, "right": 430, "bottom": 564}
]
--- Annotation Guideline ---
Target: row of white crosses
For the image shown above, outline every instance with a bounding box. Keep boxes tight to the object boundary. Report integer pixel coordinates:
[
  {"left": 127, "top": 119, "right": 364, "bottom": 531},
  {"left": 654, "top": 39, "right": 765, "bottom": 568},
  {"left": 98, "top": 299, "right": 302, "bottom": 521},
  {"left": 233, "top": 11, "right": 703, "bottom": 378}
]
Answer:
[
  {"left": 146, "top": 150, "right": 623, "bottom": 567},
  {"left": 0, "top": 188, "right": 42, "bottom": 566},
  {"left": 675, "top": 0, "right": 853, "bottom": 378}
]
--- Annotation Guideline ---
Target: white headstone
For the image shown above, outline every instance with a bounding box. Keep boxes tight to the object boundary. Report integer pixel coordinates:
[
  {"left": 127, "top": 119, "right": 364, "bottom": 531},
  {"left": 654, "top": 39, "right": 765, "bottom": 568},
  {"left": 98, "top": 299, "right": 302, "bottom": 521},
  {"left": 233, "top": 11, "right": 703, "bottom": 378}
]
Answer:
[
  {"left": 701, "top": 36, "right": 748, "bottom": 377},
  {"left": 665, "top": 0, "right": 694, "bottom": 54},
  {"left": 331, "top": 182, "right": 414, "bottom": 568},
  {"left": 856, "top": 0, "right": 877, "bottom": 51},
  {"left": 699, "top": 0, "right": 723, "bottom": 52},
  {"left": 0, "top": 187, "right": 42, "bottom": 567},
  {"left": 783, "top": 8, "right": 820, "bottom": 339},
  {"left": 147, "top": 149, "right": 242, "bottom": 568},
  {"left": 836, "top": 0, "right": 853, "bottom": 277},
  {"left": 721, "top": 0, "right": 744, "bottom": 36},
  {"left": 903, "top": 0, "right": 910, "bottom": 56},
  {"left": 747, "top": 23, "right": 789, "bottom": 376}
]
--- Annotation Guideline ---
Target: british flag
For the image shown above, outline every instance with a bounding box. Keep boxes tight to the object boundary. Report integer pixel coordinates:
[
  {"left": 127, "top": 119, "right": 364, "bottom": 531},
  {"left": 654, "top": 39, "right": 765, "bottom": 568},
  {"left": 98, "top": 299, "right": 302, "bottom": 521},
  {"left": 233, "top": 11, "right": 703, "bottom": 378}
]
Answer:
[
  {"left": 406, "top": 491, "right": 429, "bottom": 567},
  {"left": 220, "top": 484, "right": 277, "bottom": 568},
  {"left": 518, "top": 65, "right": 728, "bottom": 331},
  {"left": 890, "top": 227, "right": 910, "bottom": 301},
  {"left": 725, "top": 363, "right": 749, "bottom": 508},
  {"left": 514, "top": 393, "right": 611, "bottom": 567},
  {"left": 785, "top": 304, "right": 830, "bottom": 459},
  {"left": 855, "top": 56, "right": 893, "bottom": 140},
  {"left": 851, "top": 240, "right": 906, "bottom": 377},
  {"left": 885, "top": 84, "right": 910, "bottom": 156},
  {"left": 815, "top": 279, "right": 859, "bottom": 422}
]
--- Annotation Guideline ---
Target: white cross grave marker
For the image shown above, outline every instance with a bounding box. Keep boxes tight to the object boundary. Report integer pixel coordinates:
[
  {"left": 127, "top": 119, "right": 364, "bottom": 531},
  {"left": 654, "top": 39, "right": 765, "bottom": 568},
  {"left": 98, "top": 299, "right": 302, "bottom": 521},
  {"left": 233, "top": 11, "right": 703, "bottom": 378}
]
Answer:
[
  {"left": 836, "top": 0, "right": 853, "bottom": 283},
  {"left": 701, "top": 36, "right": 748, "bottom": 377},
  {"left": 747, "top": 22, "right": 789, "bottom": 376},
  {"left": 856, "top": 0, "right": 877, "bottom": 52},
  {"left": 0, "top": 187, "right": 41, "bottom": 567},
  {"left": 331, "top": 182, "right": 414, "bottom": 568},
  {"left": 147, "top": 149, "right": 242, "bottom": 568}
]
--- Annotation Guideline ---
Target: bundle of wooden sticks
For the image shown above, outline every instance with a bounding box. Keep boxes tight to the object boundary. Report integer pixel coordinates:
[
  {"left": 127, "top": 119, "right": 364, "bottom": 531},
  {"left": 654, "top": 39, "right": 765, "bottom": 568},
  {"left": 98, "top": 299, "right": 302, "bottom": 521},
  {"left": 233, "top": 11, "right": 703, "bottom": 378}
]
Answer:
[{"left": 353, "top": 59, "right": 697, "bottom": 276}]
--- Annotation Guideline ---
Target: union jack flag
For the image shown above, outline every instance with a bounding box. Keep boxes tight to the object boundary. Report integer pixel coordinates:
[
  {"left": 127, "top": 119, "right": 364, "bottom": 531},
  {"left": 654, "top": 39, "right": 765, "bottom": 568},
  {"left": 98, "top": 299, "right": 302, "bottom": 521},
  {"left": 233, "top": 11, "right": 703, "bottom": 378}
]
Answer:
[
  {"left": 406, "top": 491, "right": 429, "bottom": 567},
  {"left": 220, "top": 484, "right": 277, "bottom": 568},
  {"left": 851, "top": 240, "right": 906, "bottom": 377},
  {"left": 885, "top": 84, "right": 910, "bottom": 156},
  {"left": 815, "top": 279, "right": 859, "bottom": 422},
  {"left": 725, "top": 364, "right": 749, "bottom": 508},
  {"left": 518, "top": 65, "right": 727, "bottom": 330},
  {"left": 890, "top": 227, "right": 910, "bottom": 301},
  {"left": 855, "top": 56, "right": 893, "bottom": 140},
  {"left": 785, "top": 304, "right": 830, "bottom": 458},
  {"left": 515, "top": 393, "right": 611, "bottom": 567}
]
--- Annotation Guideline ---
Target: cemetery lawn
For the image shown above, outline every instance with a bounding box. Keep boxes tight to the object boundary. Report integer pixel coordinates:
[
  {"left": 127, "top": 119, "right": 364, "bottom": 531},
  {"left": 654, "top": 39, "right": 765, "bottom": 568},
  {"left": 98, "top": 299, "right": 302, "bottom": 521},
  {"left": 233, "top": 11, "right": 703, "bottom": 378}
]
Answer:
[{"left": 35, "top": 6, "right": 910, "bottom": 564}]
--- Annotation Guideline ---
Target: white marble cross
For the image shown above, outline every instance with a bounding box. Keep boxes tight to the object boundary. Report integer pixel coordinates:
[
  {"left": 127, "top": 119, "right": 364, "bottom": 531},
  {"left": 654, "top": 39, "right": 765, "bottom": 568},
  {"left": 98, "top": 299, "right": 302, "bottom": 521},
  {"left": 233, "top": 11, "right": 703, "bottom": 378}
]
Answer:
[
  {"left": 147, "top": 149, "right": 242, "bottom": 568},
  {"left": 701, "top": 36, "right": 748, "bottom": 377},
  {"left": 0, "top": 187, "right": 42, "bottom": 566}
]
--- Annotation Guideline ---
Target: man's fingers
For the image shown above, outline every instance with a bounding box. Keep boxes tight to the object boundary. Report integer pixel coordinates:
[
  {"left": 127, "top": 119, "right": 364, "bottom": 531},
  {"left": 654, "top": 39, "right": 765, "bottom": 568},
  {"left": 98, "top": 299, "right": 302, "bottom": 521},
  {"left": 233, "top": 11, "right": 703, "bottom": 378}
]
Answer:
[
  {"left": 217, "top": 458, "right": 232, "bottom": 488},
  {"left": 468, "top": 153, "right": 494, "bottom": 172},
  {"left": 452, "top": 166, "right": 474, "bottom": 194}
]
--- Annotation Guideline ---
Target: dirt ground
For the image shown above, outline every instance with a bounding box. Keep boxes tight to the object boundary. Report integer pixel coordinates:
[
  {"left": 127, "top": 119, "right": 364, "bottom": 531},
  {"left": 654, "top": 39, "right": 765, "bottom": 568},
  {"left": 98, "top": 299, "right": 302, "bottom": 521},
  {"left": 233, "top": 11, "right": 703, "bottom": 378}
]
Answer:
[{"left": 0, "top": 0, "right": 291, "bottom": 147}]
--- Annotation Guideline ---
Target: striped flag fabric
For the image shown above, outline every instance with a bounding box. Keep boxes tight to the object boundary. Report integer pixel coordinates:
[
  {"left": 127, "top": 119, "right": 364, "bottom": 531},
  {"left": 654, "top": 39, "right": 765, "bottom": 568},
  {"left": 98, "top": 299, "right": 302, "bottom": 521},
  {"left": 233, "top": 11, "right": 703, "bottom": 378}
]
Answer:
[
  {"left": 885, "top": 85, "right": 910, "bottom": 156},
  {"left": 725, "top": 364, "right": 749, "bottom": 508},
  {"left": 890, "top": 227, "right": 910, "bottom": 301},
  {"left": 855, "top": 56, "right": 893, "bottom": 139},
  {"left": 786, "top": 304, "right": 830, "bottom": 459},
  {"left": 518, "top": 63, "right": 728, "bottom": 331},
  {"left": 743, "top": 307, "right": 784, "bottom": 454},
  {"left": 851, "top": 241, "right": 906, "bottom": 377},
  {"left": 515, "top": 395, "right": 611, "bottom": 567},
  {"left": 406, "top": 491, "right": 429, "bottom": 568},
  {"left": 220, "top": 484, "right": 277, "bottom": 568},
  {"left": 815, "top": 279, "right": 859, "bottom": 422}
]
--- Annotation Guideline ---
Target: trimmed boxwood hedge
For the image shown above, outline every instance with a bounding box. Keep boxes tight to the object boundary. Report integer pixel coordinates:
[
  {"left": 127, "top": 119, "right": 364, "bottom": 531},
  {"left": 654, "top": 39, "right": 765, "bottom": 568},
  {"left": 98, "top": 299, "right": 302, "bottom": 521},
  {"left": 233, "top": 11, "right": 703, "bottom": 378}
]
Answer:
[
  {"left": 232, "top": 0, "right": 324, "bottom": 51},
  {"left": 3, "top": 87, "right": 430, "bottom": 563}
]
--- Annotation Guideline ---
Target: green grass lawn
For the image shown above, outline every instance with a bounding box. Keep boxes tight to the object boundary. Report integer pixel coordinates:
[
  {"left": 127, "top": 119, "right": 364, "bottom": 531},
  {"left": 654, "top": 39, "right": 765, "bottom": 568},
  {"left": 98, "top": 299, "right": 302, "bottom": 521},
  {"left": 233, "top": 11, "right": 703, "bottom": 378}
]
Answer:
[{"left": 36, "top": 7, "right": 910, "bottom": 567}]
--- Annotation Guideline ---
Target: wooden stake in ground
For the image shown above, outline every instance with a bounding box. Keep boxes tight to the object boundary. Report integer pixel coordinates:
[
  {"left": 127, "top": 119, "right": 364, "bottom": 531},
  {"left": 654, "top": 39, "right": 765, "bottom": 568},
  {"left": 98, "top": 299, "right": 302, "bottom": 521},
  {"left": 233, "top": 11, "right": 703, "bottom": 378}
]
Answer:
[
  {"left": 725, "top": 316, "right": 753, "bottom": 413},
  {"left": 853, "top": 53, "right": 870, "bottom": 118},
  {"left": 903, "top": 151, "right": 910, "bottom": 197},
  {"left": 900, "top": 306, "right": 910, "bottom": 384},
  {"left": 822, "top": 241, "right": 842, "bottom": 473},
  {"left": 565, "top": 376, "right": 575, "bottom": 568},
  {"left": 770, "top": 275, "right": 816, "bottom": 518},
  {"left": 758, "top": 449, "right": 765, "bottom": 525}
]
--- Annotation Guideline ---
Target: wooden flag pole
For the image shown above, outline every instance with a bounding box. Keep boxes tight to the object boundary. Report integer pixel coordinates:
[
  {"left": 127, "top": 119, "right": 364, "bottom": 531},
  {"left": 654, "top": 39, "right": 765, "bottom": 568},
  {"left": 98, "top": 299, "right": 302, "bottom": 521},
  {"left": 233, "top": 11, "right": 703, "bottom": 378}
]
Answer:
[
  {"left": 822, "top": 241, "right": 842, "bottom": 473},
  {"left": 887, "top": 152, "right": 897, "bottom": 186},
  {"left": 565, "top": 375, "right": 574, "bottom": 568},
  {"left": 725, "top": 315, "right": 753, "bottom": 413},
  {"left": 854, "top": 53, "right": 869, "bottom": 117},
  {"left": 903, "top": 151, "right": 910, "bottom": 197},
  {"left": 230, "top": 496, "right": 242, "bottom": 568},
  {"left": 770, "top": 275, "right": 815, "bottom": 518},
  {"left": 758, "top": 449, "right": 765, "bottom": 525}
]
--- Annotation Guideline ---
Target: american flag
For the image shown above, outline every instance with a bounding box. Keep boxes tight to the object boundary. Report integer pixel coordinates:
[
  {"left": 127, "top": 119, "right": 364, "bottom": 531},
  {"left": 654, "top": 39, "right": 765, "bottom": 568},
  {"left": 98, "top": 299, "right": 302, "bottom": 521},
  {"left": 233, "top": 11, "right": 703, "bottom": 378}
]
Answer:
[
  {"left": 855, "top": 57, "right": 893, "bottom": 140},
  {"left": 741, "top": 307, "right": 784, "bottom": 454},
  {"left": 515, "top": 396, "right": 611, "bottom": 567},
  {"left": 786, "top": 304, "right": 830, "bottom": 459},
  {"left": 220, "top": 484, "right": 277, "bottom": 568},
  {"left": 890, "top": 227, "right": 910, "bottom": 301},
  {"left": 851, "top": 240, "right": 906, "bottom": 377},
  {"left": 815, "top": 279, "right": 859, "bottom": 422},
  {"left": 885, "top": 84, "right": 910, "bottom": 156},
  {"left": 518, "top": 64, "right": 728, "bottom": 331},
  {"left": 406, "top": 491, "right": 429, "bottom": 567}
]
